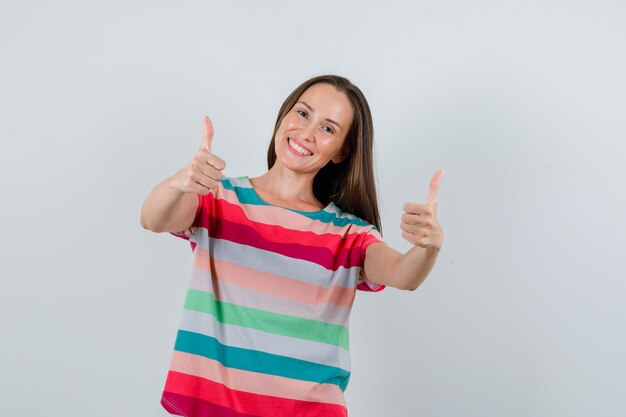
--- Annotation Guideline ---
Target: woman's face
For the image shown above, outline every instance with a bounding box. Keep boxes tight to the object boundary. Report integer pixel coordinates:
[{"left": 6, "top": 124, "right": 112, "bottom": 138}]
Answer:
[{"left": 274, "top": 83, "right": 354, "bottom": 176}]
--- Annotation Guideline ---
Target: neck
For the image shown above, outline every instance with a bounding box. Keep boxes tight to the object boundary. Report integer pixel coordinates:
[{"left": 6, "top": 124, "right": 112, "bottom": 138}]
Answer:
[{"left": 252, "top": 165, "right": 322, "bottom": 208}]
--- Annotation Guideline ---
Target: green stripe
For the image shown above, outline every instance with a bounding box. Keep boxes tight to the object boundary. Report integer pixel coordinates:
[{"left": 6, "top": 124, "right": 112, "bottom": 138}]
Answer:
[
  {"left": 174, "top": 330, "right": 351, "bottom": 391},
  {"left": 184, "top": 289, "right": 349, "bottom": 349}
]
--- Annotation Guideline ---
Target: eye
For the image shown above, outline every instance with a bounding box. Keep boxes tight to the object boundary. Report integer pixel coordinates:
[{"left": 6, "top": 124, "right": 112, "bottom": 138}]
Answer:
[
  {"left": 296, "top": 109, "right": 307, "bottom": 118},
  {"left": 322, "top": 125, "right": 335, "bottom": 134}
]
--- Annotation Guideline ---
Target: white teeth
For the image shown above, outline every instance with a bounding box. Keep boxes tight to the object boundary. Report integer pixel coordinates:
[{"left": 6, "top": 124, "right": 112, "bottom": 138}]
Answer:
[{"left": 288, "top": 138, "right": 312, "bottom": 156}]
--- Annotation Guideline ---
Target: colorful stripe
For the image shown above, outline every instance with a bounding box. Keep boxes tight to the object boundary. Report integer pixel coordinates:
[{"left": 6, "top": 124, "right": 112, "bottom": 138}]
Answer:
[{"left": 162, "top": 175, "right": 384, "bottom": 416}]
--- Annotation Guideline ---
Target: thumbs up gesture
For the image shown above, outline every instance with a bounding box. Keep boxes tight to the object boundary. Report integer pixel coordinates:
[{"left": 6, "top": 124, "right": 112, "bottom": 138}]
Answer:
[
  {"left": 172, "top": 116, "right": 226, "bottom": 195},
  {"left": 400, "top": 170, "right": 444, "bottom": 250}
]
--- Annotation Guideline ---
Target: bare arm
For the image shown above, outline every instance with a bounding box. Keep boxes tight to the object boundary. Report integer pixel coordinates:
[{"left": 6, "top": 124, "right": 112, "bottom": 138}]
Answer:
[
  {"left": 362, "top": 170, "right": 445, "bottom": 291},
  {"left": 363, "top": 242, "right": 440, "bottom": 291},
  {"left": 139, "top": 116, "right": 226, "bottom": 233},
  {"left": 140, "top": 170, "right": 200, "bottom": 233}
]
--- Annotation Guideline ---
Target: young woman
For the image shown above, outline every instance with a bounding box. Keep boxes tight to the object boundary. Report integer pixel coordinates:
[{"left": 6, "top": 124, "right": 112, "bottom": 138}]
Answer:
[{"left": 140, "top": 74, "right": 444, "bottom": 417}]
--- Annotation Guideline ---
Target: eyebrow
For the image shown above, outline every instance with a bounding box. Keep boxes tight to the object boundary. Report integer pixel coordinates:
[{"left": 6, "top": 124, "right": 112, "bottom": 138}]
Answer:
[{"left": 296, "top": 101, "right": 343, "bottom": 132}]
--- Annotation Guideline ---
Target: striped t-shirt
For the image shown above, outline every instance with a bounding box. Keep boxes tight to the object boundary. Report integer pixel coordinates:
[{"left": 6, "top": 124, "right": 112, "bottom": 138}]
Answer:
[{"left": 161, "top": 175, "right": 386, "bottom": 417}]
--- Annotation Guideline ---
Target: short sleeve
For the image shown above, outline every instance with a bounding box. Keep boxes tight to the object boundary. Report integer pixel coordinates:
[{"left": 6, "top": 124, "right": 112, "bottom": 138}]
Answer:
[
  {"left": 169, "top": 192, "right": 204, "bottom": 251},
  {"left": 357, "top": 225, "right": 386, "bottom": 292}
]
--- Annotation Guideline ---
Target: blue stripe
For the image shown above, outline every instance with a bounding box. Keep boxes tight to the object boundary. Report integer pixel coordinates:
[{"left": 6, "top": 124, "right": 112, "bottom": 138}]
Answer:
[
  {"left": 174, "top": 329, "right": 351, "bottom": 391},
  {"left": 220, "top": 177, "right": 372, "bottom": 228}
]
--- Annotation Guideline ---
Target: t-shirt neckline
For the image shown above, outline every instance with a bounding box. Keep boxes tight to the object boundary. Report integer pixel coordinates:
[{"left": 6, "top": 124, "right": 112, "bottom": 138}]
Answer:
[{"left": 243, "top": 176, "right": 334, "bottom": 215}]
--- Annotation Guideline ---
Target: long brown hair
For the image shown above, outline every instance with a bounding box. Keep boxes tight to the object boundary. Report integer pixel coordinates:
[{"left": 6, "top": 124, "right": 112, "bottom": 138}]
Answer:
[{"left": 266, "top": 75, "right": 382, "bottom": 234}]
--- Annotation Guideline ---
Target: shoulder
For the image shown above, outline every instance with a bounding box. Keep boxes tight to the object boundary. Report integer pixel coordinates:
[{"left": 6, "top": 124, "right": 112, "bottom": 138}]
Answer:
[
  {"left": 217, "top": 174, "right": 247, "bottom": 188},
  {"left": 327, "top": 203, "right": 379, "bottom": 231},
  {"left": 195, "top": 174, "right": 250, "bottom": 208},
  {"left": 206, "top": 174, "right": 254, "bottom": 198}
]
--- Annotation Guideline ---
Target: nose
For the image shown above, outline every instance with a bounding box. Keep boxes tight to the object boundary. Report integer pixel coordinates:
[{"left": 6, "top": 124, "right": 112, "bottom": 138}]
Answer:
[{"left": 297, "top": 121, "right": 316, "bottom": 143}]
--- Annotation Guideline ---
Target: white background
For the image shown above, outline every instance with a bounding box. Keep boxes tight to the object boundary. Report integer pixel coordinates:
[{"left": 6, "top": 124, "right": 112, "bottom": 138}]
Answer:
[{"left": 1, "top": 1, "right": 625, "bottom": 416}]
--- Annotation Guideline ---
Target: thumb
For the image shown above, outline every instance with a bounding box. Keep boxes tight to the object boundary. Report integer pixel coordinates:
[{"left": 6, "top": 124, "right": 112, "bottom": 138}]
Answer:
[
  {"left": 426, "top": 169, "right": 444, "bottom": 211},
  {"left": 199, "top": 115, "right": 214, "bottom": 153}
]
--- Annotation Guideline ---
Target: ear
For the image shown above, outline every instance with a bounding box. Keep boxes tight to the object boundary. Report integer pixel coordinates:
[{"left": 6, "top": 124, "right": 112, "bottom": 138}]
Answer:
[
  {"left": 331, "top": 145, "right": 348, "bottom": 164},
  {"left": 331, "top": 153, "right": 345, "bottom": 164}
]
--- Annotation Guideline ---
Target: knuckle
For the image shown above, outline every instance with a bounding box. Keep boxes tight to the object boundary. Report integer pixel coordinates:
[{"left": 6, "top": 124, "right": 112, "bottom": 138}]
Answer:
[{"left": 206, "top": 167, "right": 218, "bottom": 179}]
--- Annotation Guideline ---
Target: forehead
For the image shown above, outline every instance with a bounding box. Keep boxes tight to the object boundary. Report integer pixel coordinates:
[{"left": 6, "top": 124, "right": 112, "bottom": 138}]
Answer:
[{"left": 298, "top": 83, "right": 353, "bottom": 127}]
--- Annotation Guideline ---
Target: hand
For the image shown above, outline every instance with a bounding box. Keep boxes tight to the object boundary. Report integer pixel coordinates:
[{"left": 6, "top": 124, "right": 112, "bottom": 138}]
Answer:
[
  {"left": 172, "top": 116, "right": 226, "bottom": 195},
  {"left": 400, "top": 169, "right": 444, "bottom": 250}
]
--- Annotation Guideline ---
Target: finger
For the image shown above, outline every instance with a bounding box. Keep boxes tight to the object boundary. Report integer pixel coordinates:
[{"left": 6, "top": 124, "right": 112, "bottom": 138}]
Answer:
[
  {"left": 181, "top": 174, "right": 211, "bottom": 195},
  {"left": 190, "top": 182, "right": 212, "bottom": 196},
  {"left": 402, "top": 202, "right": 434, "bottom": 217},
  {"left": 401, "top": 217, "right": 431, "bottom": 232},
  {"left": 401, "top": 230, "right": 417, "bottom": 244},
  {"left": 401, "top": 212, "right": 431, "bottom": 225},
  {"left": 199, "top": 115, "right": 214, "bottom": 153},
  {"left": 205, "top": 153, "right": 226, "bottom": 171},
  {"left": 192, "top": 157, "right": 222, "bottom": 182},
  {"left": 426, "top": 169, "right": 444, "bottom": 210},
  {"left": 193, "top": 171, "right": 219, "bottom": 191},
  {"left": 199, "top": 164, "right": 223, "bottom": 183}
]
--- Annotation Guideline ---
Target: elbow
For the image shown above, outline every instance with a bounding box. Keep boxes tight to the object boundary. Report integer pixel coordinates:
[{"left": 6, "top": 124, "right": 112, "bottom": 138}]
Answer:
[
  {"left": 140, "top": 206, "right": 165, "bottom": 232},
  {"left": 140, "top": 213, "right": 161, "bottom": 232},
  {"left": 140, "top": 205, "right": 151, "bottom": 230},
  {"left": 140, "top": 212, "right": 151, "bottom": 230}
]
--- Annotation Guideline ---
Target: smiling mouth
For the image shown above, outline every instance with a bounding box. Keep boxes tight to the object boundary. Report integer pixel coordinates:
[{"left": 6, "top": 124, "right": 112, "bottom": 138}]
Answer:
[{"left": 288, "top": 138, "right": 313, "bottom": 156}]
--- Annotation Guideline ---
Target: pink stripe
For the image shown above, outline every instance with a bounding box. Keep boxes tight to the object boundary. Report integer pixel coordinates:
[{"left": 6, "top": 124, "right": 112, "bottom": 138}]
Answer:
[
  {"left": 169, "top": 351, "right": 346, "bottom": 407},
  {"left": 209, "top": 197, "right": 364, "bottom": 250},
  {"left": 216, "top": 184, "right": 372, "bottom": 236},
  {"left": 205, "top": 216, "right": 364, "bottom": 269},
  {"left": 164, "top": 371, "right": 348, "bottom": 417},
  {"left": 193, "top": 251, "right": 356, "bottom": 307}
]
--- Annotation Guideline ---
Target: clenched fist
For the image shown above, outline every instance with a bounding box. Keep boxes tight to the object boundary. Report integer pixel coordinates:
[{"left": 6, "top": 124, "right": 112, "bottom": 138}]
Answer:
[
  {"left": 400, "top": 169, "right": 444, "bottom": 250},
  {"left": 172, "top": 116, "right": 226, "bottom": 195}
]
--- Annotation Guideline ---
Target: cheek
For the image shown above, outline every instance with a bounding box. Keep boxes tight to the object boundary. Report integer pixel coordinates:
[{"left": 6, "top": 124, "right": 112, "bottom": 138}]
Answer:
[
  {"left": 274, "top": 123, "right": 287, "bottom": 146},
  {"left": 274, "top": 137, "right": 283, "bottom": 154},
  {"left": 274, "top": 134, "right": 289, "bottom": 157},
  {"left": 274, "top": 124, "right": 288, "bottom": 142},
  {"left": 280, "top": 120, "right": 294, "bottom": 132}
]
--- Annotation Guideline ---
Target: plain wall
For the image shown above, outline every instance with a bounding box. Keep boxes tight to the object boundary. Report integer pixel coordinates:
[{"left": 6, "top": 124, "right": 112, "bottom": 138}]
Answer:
[{"left": 1, "top": 0, "right": 625, "bottom": 416}]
